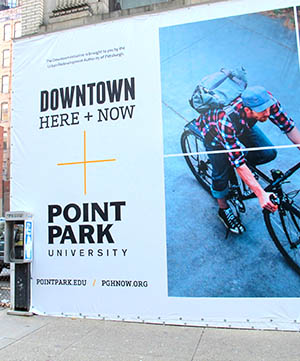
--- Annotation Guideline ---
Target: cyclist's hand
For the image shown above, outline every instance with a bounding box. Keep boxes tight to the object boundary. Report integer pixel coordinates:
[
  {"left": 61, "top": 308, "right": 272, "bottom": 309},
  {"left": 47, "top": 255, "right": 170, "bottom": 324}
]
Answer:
[{"left": 259, "top": 191, "right": 278, "bottom": 212}]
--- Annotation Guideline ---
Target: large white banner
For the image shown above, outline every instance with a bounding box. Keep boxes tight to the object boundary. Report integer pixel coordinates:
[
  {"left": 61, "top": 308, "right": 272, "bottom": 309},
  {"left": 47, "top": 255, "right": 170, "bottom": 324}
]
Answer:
[{"left": 12, "top": 0, "right": 300, "bottom": 330}]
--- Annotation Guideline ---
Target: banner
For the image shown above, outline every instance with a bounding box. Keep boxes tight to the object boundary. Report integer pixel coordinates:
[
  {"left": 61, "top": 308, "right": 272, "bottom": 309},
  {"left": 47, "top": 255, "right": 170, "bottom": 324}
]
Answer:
[{"left": 12, "top": 0, "right": 300, "bottom": 330}]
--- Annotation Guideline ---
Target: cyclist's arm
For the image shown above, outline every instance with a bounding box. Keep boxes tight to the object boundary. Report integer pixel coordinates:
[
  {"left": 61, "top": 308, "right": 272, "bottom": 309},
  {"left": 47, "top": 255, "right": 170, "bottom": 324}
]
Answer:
[
  {"left": 286, "top": 126, "right": 300, "bottom": 149},
  {"left": 236, "top": 164, "right": 277, "bottom": 212}
]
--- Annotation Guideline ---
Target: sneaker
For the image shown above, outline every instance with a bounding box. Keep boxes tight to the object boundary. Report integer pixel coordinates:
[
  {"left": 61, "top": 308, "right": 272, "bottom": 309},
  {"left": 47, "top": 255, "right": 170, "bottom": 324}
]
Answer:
[{"left": 218, "top": 208, "right": 246, "bottom": 234}]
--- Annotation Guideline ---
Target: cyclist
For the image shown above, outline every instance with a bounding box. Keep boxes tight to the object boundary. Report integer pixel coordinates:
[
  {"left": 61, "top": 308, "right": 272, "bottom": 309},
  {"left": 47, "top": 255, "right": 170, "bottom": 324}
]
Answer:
[{"left": 196, "top": 86, "right": 300, "bottom": 234}]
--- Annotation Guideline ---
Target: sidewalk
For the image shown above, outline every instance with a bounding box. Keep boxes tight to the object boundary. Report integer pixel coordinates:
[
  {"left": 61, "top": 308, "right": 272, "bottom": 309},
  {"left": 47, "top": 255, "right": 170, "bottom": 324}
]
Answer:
[{"left": 0, "top": 309, "right": 300, "bottom": 361}]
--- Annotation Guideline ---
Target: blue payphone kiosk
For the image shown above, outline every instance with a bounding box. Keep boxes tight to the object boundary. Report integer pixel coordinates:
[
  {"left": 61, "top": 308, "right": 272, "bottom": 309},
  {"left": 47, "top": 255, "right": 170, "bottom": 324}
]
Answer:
[{"left": 4, "top": 211, "right": 33, "bottom": 312}]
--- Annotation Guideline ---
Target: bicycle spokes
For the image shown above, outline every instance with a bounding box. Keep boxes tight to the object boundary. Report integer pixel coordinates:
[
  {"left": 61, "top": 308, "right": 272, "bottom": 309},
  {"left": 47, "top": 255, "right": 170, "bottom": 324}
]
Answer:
[
  {"left": 181, "top": 130, "right": 213, "bottom": 193},
  {"left": 265, "top": 201, "right": 300, "bottom": 274}
]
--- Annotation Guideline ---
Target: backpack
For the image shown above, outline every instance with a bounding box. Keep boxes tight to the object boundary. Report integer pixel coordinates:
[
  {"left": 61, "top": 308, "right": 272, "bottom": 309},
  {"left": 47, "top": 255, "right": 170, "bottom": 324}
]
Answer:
[{"left": 189, "top": 67, "right": 247, "bottom": 113}]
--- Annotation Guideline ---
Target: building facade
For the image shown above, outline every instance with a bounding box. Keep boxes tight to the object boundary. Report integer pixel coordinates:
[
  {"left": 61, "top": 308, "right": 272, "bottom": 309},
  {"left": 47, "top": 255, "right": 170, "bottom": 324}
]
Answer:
[
  {"left": 21, "top": 0, "right": 225, "bottom": 36},
  {"left": 0, "top": 3, "right": 21, "bottom": 215}
]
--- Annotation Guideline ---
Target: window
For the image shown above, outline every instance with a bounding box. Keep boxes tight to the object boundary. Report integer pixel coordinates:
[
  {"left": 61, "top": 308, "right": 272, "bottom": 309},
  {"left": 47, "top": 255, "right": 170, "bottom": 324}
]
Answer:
[
  {"left": 14, "top": 22, "right": 21, "bottom": 38},
  {"left": 2, "top": 49, "right": 9, "bottom": 67},
  {"left": 2, "top": 76, "right": 9, "bottom": 93},
  {"left": 8, "top": 0, "right": 18, "bottom": 7},
  {"left": 1, "top": 103, "right": 8, "bottom": 122},
  {"left": 3, "top": 160, "right": 7, "bottom": 177},
  {"left": 3, "top": 24, "right": 11, "bottom": 41},
  {"left": 3, "top": 130, "right": 8, "bottom": 152},
  {"left": 117, "top": 0, "right": 168, "bottom": 10}
]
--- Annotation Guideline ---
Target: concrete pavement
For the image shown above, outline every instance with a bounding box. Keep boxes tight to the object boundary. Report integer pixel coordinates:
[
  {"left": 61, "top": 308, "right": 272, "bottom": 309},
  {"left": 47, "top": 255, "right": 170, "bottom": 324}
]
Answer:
[{"left": 0, "top": 309, "right": 300, "bottom": 360}]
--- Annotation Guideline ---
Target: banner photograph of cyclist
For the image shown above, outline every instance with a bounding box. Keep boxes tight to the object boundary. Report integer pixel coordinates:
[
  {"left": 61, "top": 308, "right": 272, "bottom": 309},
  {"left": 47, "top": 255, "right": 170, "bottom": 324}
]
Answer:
[{"left": 160, "top": 7, "right": 300, "bottom": 298}]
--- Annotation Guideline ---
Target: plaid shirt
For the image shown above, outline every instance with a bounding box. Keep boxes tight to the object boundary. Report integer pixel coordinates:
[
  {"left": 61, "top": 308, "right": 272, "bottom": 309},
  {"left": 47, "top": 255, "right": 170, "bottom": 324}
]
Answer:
[{"left": 196, "top": 94, "right": 294, "bottom": 168}]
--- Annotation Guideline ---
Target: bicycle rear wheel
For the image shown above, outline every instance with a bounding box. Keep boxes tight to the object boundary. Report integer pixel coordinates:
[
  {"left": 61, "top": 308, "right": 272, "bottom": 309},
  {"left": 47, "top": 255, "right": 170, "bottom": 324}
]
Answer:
[
  {"left": 264, "top": 201, "right": 300, "bottom": 274},
  {"left": 180, "top": 130, "right": 212, "bottom": 193}
]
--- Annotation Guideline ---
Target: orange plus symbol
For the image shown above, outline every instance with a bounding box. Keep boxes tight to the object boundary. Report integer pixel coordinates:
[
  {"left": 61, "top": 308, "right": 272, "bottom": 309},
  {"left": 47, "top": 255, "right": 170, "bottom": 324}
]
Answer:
[{"left": 57, "top": 130, "right": 116, "bottom": 195}]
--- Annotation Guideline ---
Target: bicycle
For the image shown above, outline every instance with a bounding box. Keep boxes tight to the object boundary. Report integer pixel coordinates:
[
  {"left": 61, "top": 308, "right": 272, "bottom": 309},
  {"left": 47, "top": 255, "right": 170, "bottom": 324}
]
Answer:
[{"left": 180, "top": 119, "right": 300, "bottom": 275}]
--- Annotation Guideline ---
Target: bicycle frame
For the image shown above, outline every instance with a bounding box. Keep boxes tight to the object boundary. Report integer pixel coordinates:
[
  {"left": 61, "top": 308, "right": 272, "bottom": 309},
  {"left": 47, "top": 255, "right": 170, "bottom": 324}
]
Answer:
[
  {"left": 264, "top": 162, "right": 300, "bottom": 192},
  {"left": 229, "top": 161, "right": 300, "bottom": 210},
  {"left": 182, "top": 120, "right": 300, "bottom": 273}
]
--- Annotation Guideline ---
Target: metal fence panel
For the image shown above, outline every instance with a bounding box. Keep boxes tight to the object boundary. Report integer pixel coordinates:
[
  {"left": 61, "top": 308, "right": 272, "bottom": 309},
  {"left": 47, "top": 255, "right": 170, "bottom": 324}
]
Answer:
[{"left": 0, "top": 267, "right": 10, "bottom": 308}]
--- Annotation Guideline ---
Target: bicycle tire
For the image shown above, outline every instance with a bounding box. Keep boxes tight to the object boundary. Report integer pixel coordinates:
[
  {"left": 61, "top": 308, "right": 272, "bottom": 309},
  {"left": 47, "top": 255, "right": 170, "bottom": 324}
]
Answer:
[
  {"left": 264, "top": 201, "right": 300, "bottom": 275},
  {"left": 180, "top": 130, "right": 212, "bottom": 193}
]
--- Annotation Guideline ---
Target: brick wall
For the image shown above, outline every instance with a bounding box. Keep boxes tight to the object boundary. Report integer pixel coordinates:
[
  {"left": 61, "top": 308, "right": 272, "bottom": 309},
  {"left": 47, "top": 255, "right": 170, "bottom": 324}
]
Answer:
[
  {"left": 21, "top": 0, "right": 43, "bottom": 36},
  {"left": 0, "top": 126, "right": 3, "bottom": 216},
  {"left": 0, "top": 7, "right": 21, "bottom": 214}
]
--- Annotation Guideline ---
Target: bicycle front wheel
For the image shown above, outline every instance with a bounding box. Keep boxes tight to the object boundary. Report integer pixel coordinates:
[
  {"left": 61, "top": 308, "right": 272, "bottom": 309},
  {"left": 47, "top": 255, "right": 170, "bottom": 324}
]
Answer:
[
  {"left": 264, "top": 201, "right": 300, "bottom": 274},
  {"left": 180, "top": 130, "right": 212, "bottom": 193}
]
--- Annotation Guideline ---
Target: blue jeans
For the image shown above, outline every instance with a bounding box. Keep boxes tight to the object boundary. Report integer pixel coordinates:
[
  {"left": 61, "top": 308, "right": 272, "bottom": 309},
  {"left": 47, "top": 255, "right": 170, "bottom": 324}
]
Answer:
[{"left": 205, "top": 125, "right": 277, "bottom": 199}]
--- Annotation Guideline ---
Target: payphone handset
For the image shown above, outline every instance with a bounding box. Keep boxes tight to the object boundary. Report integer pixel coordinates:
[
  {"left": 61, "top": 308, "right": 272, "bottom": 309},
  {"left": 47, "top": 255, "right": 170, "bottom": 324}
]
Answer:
[
  {"left": 4, "top": 212, "right": 33, "bottom": 263},
  {"left": 12, "top": 222, "right": 24, "bottom": 260}
]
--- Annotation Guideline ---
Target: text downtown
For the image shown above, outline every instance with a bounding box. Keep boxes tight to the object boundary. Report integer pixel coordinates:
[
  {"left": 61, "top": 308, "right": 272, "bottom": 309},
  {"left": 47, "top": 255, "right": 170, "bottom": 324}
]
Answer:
[{"left": 40, "top": 77, "right": 135, "bottom": 112}]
